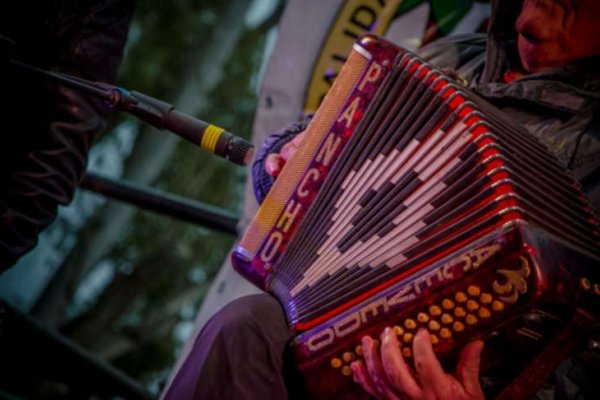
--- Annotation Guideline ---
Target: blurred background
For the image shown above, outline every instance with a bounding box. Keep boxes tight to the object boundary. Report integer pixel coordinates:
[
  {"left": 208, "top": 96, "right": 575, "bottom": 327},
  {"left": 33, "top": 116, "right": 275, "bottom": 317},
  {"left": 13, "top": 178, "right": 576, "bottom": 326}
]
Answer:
[{"left": 0, "top": 0, "right": 490, "bottom": 398}]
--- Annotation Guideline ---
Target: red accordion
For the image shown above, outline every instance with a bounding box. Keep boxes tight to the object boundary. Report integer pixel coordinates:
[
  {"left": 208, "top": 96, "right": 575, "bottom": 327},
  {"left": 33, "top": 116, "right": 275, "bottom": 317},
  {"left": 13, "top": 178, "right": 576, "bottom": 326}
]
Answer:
[{"left": 232, "top": 35, "right": 600, "bottom": 398}]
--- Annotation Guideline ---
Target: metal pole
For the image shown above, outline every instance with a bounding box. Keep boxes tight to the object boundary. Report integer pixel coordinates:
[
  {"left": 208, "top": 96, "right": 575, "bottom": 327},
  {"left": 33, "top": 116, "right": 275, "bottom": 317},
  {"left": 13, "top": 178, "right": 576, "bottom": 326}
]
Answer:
[{"left": 80, "top": 173, "right": 240, "bottom": 236}]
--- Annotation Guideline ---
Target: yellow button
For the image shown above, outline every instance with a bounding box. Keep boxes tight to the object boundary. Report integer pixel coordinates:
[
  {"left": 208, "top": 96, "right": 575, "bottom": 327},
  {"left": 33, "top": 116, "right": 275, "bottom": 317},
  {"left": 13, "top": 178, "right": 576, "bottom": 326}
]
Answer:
[
  {"left": 428, "top": 320, "right": 441, "bottom": 331},
  {"left": 430, "top": 334, "right": 439, "bottom": 344},
  {"left": 342, "top": 366, "right": 353, "bottom": 376},
  {"left": 454, "top": 307, "right": 466, "bottom": 318},
  {"left": 343, "top": 352, "right": 355, "bottom": 363},
  {"left": 466, "top": 300, "right": 479, "bottom": 311},
  {"left": 441, "top": 313, "right": 453, "bottom": 324},
  {"left": 442, "top": 299, "right": 455, "bottom": 310},
  {"left": 429, "top": 305, "right": 442, "bottom": 316},
  {"left": 404, "top": 319, "right": 417, "bottom": 330},
  {"left": 478, "top": 307, "right": 491, "bottom": 319},
  {"left": 455, "top": 292, "right": 468, "bottom": 303},
  {"left": 355, "top": 346, "right": 363, "bottom": 356},
  {"left": 417, "top": 312, "right": 429, "bottom": 323},
  {"left": 453, "top": 321, "right": 465, "bottom": 332},
  {"left": 480, "top": 293, "right": 493, "bottom": 304},
  {"left": 492, "top": 300, "right": 505, "bottom": 311},
  {"left": 467, "top": 285, "right": 481, "bottom": 297},
  {"left": 331, "top": 358, "right": 342, "bottom": 368},
  {"left": 393, "top": 325, "right": 404, "bottom": 336},
  {"left": 403, "top": 333, "right": 414, "bottom": 343},
  {"left": 440, "top": 328, "right": 452, "bottom": 338},
  {"left": 402, "top": 347, "right": 412, "bottom": 358},
  {"left": 465, "top": 314, "right": 478, "bottom": 325}
]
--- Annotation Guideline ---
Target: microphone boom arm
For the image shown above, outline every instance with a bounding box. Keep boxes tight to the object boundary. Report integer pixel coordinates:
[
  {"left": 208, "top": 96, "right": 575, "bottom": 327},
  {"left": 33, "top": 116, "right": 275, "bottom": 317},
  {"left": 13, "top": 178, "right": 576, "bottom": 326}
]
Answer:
[{"left": 10, "top": 59, "right": 254, "bottom": 166}]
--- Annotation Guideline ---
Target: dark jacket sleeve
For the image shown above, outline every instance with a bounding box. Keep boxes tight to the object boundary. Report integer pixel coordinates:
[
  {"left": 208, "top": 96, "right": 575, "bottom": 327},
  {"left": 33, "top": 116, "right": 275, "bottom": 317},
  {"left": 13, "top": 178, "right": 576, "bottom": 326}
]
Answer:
[
  {"left": 251, "top": 114, "right": 313, "bottom": 204},
  {"left": 0, "top": 0, "right": 135, "bottom": 272}
]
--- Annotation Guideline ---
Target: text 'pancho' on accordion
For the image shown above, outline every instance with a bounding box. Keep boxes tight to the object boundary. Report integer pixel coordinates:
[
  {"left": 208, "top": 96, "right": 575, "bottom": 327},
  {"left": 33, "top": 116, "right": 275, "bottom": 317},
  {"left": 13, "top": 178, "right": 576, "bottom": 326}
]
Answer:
[{"left": 232, "top": 35, "right": 600, "bottom": 398}]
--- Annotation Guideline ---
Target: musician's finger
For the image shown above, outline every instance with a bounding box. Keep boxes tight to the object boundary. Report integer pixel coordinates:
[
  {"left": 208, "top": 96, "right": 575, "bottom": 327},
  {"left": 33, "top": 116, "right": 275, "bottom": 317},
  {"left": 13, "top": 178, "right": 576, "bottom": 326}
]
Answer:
[
  {"left": 412, "top": 329, "right": 447, "bottom": 395},
  {"left": 351, "top": 360, "right": 379, "bottom": 398},
  {"left": 265, "top": 154, "right": 284, "bottom": 176},
  {"left": 289, "top": 130, "right": 307, "bottom": 148},
  {"left": 280, "top": 131, "right": 306, "bottom": 161},
  {"left": 455, "top": 340, "right": 484, "bottom": 398},
  {"left": 362, "top": 336, "right": 402, "bottom": 400},
  {"left": 380, "top": 327, "right": 422, "bottom": 399}
]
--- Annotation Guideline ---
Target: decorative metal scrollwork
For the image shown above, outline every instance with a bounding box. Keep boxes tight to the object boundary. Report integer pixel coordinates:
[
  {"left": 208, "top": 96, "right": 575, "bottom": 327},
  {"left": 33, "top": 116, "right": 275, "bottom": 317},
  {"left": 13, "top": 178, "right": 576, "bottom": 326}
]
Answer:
[{"left": 492, "top": 256, "right": 531, "bottom": 304}]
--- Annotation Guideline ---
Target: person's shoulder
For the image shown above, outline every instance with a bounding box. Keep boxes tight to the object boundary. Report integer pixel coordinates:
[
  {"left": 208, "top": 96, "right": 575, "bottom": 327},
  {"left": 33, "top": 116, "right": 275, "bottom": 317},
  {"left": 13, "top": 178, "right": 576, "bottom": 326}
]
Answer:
[{"left": 415, "top": 33, "right": 487, "bottom": 72}]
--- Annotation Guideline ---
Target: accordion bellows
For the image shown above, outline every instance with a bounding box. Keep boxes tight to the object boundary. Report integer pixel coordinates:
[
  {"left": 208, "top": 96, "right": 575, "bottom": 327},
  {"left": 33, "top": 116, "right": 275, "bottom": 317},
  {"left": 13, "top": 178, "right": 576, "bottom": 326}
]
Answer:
[{"left": 232, "top": 35, "right": 600, "bottom": 398}]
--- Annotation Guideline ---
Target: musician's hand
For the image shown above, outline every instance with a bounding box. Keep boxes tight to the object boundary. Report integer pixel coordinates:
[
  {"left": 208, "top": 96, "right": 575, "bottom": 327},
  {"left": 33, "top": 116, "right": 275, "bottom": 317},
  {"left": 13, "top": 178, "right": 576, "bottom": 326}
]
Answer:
[
  {"left": 265, "top": 131, "right": 306, "bottom": 176},
  {"left": 351, "top": 328, "right": 484, "bottom": 400}
]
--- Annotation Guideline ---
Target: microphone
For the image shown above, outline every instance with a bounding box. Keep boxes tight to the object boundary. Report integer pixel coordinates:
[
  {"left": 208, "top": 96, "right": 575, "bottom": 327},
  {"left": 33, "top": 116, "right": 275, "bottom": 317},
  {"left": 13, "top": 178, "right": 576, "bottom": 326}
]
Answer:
[
  {"left": 110, "top": 88, "right": 254, "bottom": 166},
  {"left": 9, "top": 56, "right": 254, "bottom": 166}
]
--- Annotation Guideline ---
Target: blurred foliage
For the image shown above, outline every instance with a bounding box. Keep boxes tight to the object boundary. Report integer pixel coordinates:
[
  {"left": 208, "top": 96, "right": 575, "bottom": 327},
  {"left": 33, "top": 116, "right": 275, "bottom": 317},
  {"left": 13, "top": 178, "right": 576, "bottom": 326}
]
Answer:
[
  {"left": 117, "top": 1, "right": 221, "bottom": 97},
  {"left": 63, "top": 0, "right": 279, "bottom": 392}
]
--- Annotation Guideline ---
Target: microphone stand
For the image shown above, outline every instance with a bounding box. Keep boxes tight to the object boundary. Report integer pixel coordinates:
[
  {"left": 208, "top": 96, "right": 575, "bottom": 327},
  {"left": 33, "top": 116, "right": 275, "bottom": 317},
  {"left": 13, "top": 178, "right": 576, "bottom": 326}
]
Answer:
[
  {"left": 80, "top": 173, "right": 239, "bottom": 235},
  {"left": 8, "top": 58, "right": 246, "bottom": 233},
  {"left": 9, "top": 59, "right": 254, "bottom": 166}
]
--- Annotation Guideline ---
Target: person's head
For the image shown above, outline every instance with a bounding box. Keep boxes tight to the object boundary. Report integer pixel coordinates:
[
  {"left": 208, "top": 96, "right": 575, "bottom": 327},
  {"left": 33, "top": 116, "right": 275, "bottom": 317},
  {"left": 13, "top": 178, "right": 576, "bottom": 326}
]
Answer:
[{"left": 515, "top": 0, "right": 600, "bottom": 72}]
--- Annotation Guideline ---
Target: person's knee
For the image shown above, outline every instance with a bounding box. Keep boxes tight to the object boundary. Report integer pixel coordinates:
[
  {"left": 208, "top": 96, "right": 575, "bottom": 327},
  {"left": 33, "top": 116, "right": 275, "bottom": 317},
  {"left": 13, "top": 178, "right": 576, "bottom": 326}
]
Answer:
[{"left": 207, "top": 294, "right": 288, "bottom": 337}]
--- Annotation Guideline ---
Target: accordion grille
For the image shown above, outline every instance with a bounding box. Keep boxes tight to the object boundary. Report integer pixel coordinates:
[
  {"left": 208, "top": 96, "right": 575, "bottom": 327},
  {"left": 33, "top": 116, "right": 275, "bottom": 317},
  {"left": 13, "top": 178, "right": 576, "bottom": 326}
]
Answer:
[{"left": 238, "top": 49, "right": 370, "bottom": 255}]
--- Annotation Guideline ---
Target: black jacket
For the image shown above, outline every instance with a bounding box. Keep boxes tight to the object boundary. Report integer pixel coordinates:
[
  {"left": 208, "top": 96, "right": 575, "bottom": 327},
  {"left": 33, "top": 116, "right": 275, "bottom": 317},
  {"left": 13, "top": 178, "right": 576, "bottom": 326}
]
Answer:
[{"left": 0, "top": 0, "right": 135, "bottom": 271}]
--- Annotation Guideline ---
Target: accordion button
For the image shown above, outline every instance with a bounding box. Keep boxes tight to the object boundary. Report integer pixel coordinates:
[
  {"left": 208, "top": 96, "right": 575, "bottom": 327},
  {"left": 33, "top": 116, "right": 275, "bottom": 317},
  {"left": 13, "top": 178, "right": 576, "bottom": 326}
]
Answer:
[
  {"left": 454, "top": 307, "right": 467, "bottom": 318},
  {"left": 342, "top": 366, "right": 353, "bottom": 376},
  {"left": 465, "top": 314, "right": 478, "bottom": 325},
  {"left": 594, "top": 284, "right": 600, "bottom": 296},
  {"left": 467, "top": 286, "right": 481, "bottom": 297},
  {"left": 466, "top": 300, "right": 479, "bottom": 311},
  {"left": 492, "top": 300, "right": 505, "bottom": 312},
  {"left": 402, "top": 348, "right": 412, "bottom": 358},
  {"left": 343, "top": 352, "right": 355, "bottom": 363},
  {"left": 417, "top": 313, "right": 429, "bottom": 323},
  {"left": 355, "top": 345, "right": 363, "bottom": 356},
  {"left": 453, "top": 321, "right": 465, "bottom": 332},
  {"left": 441, "top": 313, "right": 453, "bottom": 324},
  {"left": 430, "top": 334, "right": 439, "bottom": 345},
  {"left": 440, "top": 328, "right": 452, "bottom": 339},
  {"left": 404, "top": 319, "right": 417, "bottom": 330},
  {"left": 480, "top": 293, "right": 493, "bottom": 304},
  {"left": 393, "top": 326, "right": 404, "bottom": 336},
  {"left": 331, "top": 358, "right": 342, "bottom": 368},
  {"left": 442, "top": 299, "right": 455, "bottom": 310},
  {"left": 455, "top": 292, "right": 468, "bottom": 303},
  {"left": 429, "top": 305, "right": 442, "bottom": 316},
  {"left": 478, "top": 307, "right": 491, "bottom": 319},
  {"left": 403, "top": 333, "right": 414, "bottom": 343},
  {"left": 428, "top": 320, "right": 441, "bottom": 331}
]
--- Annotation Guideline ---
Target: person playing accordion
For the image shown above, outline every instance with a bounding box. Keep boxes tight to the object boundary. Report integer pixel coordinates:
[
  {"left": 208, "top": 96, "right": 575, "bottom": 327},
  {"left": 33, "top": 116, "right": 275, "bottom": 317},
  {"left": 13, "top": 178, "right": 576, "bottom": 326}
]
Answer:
[{"left": 162, "top": 1, "right": 600, "bottom": 399}]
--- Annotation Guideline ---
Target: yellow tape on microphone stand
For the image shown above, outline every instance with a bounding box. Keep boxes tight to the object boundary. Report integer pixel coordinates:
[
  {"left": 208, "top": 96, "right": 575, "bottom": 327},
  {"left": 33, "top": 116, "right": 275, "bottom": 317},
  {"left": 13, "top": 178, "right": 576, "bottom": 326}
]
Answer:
[{"left": 201, "top": 124, "right": 224, "bottom": 152}]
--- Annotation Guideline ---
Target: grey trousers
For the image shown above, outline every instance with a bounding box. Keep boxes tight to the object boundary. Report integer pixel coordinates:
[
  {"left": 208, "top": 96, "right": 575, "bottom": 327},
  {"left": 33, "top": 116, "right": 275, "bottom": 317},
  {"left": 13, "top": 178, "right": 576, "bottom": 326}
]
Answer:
[{"left": 162, "top": 294, "right": 308, "bottom": 400}]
